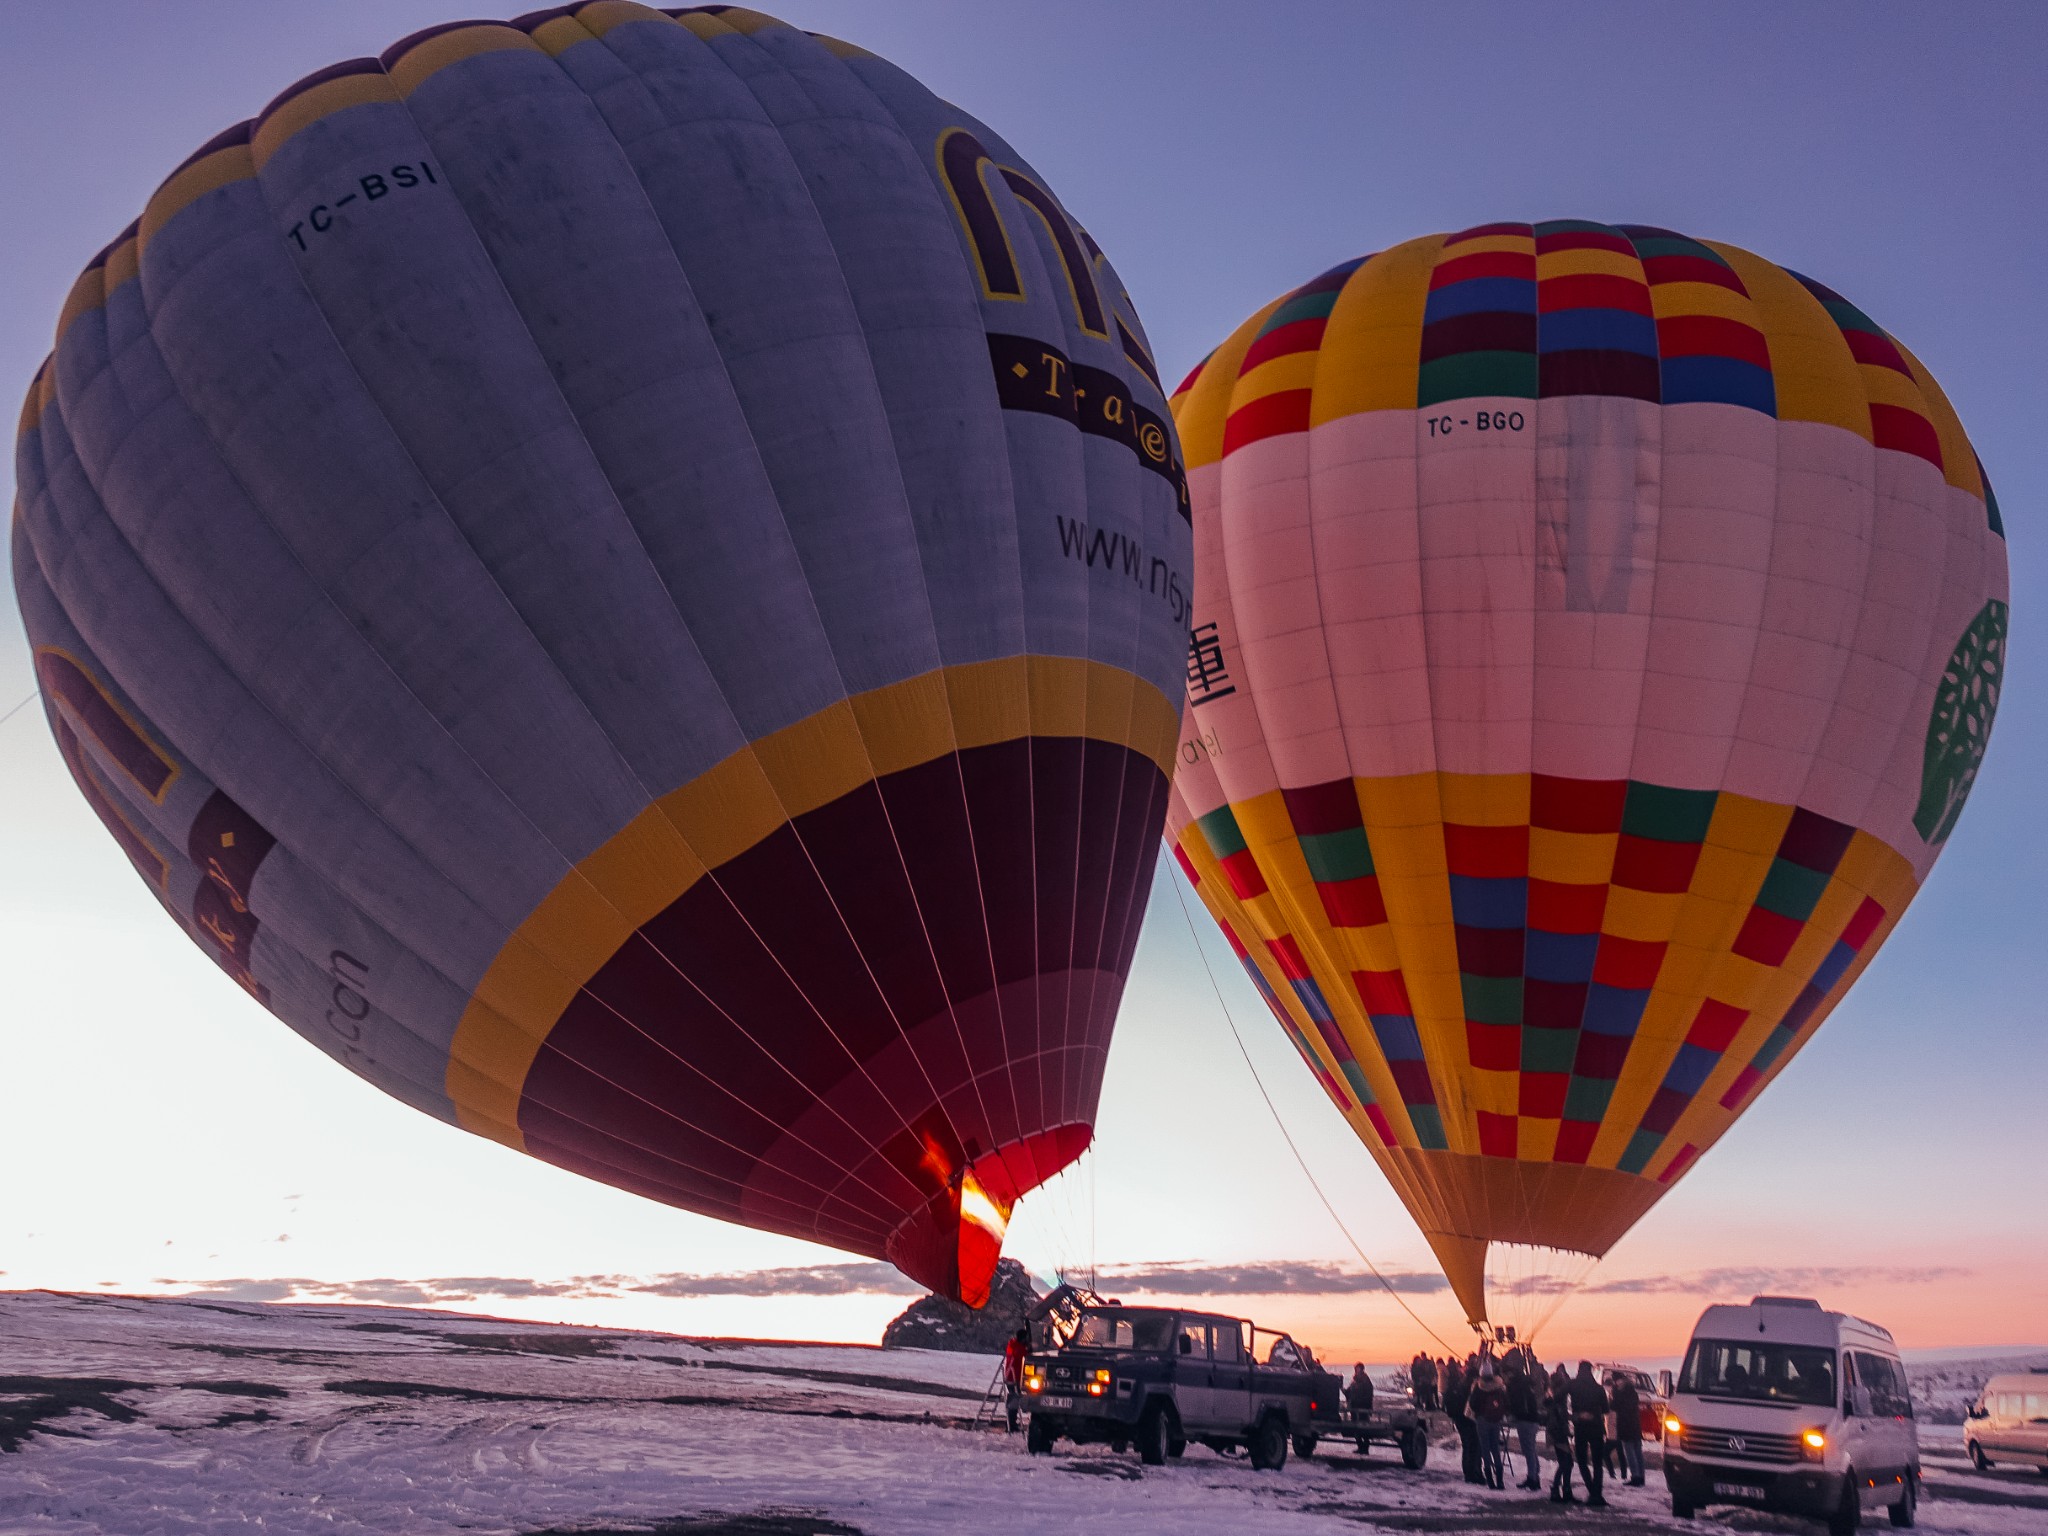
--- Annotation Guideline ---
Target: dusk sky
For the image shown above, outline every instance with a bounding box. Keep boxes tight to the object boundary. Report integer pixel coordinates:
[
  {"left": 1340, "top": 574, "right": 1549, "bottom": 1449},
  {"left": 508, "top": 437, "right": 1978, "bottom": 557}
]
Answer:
[{"left": 3, "top": 1, "right": 2043, "bottom": 1365}]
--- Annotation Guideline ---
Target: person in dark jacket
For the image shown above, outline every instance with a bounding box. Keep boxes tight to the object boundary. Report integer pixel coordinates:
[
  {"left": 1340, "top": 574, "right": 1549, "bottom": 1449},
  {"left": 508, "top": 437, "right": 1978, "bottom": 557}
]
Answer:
[
  {"left": 1411, "top": 1352, "right": 1438, "bottom": 1412},
  {"left": 1570, "top": 1360, "right": 1610, "bottom": 1509},
  {"left": 1346, "top": 1363, "right": 1375, "bottom": 1421},
  {"left": 1443, "top": 1358, "right": 1481, "bottom": 1483},
  {"left": 1470, "top": 1357, "right": 1509, "bottom": 1489},
  {"left": 1507, "top": 1359, "right": 1543, "bottom": 1490},
  {"left": 1545, "top": 1363, "right": 1575, "bottom": 1503},
  {"left": 1610, "top": 1372, "right": 1645, "bottom": 1486}
]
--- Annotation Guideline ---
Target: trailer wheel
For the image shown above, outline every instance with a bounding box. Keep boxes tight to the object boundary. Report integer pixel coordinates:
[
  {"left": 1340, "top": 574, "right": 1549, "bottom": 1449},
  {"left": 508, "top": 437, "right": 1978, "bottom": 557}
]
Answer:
[
  {"left": 1249, "top": 1413, "right": 1289, "bottom": 1471},
  {"left": 1400, "top": 1424, "right": 1428, "bottom": 1470},
  {"left": 1136, "top": 1401, "right": 1173, "bottom": 1467},
  {"left": 1292, "top": 1433, "right": 1318, "bottom": 1460},
  {"left": 1026, "top": 1415, "right": 1057, "bottom": 1456}
]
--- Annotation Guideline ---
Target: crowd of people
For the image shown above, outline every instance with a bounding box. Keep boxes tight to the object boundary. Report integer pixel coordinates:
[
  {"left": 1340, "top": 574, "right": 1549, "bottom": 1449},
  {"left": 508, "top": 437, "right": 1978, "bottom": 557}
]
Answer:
[{"left": 1407, "top": 1349, "right": 1647, "bottom": 1505}]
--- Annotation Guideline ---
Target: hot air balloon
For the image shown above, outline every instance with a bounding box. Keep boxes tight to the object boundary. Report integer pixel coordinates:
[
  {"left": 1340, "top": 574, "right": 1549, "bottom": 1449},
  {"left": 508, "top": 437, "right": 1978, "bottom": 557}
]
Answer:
[
  {"left": 14, "top": 5, "right": 1192, "bottom": 1305},
  {"left": 1164, "top": 222, "right": 2005, "bottom": 1333}
]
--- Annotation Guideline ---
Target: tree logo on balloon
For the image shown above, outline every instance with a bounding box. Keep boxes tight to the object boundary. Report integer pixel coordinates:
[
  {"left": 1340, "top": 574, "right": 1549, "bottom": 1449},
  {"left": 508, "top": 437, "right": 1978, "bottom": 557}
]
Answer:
[{"left": 1914, "top": 598, "right": 2007, "bottom": 845}]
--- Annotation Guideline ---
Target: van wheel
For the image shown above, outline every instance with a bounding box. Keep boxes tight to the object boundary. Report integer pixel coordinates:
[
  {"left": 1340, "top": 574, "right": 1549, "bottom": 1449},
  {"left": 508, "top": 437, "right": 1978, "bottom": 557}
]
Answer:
[
  {"left": 1672, "top": 1496, "right": 1695, "bottom": 1519},
  {"left": 1167, "top": 1433, "right": 1186, "bottom": 1459},
  {"left": 1968, "top": 1440, "right": 1992, "bottom": 1471},
  {"left": 1888, "top": 1471, "right": 1917, "bottom": 1528},
  {"left": 1026, "top": 1415, "right": 1057, "bottom": 1456},
  {"left": 1293, "top": 1434, "right": 1318, "bottom": 1460},
  {"left": 1828, "top": 1470, "right": 1862, "bottom": 1536},
  {"left": 1136, "top": 1402, "right": 1173, "bottom": 1467},
  {"left": 1249, "top": 1414, "right": 1289, "bottom": 1471}
]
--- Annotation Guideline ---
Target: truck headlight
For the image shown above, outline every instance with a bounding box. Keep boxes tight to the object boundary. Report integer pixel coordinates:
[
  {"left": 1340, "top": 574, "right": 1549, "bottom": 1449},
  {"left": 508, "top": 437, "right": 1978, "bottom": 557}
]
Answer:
[{"left": 1085, "top": 1368, "right": 1110, "bottom": 1397}]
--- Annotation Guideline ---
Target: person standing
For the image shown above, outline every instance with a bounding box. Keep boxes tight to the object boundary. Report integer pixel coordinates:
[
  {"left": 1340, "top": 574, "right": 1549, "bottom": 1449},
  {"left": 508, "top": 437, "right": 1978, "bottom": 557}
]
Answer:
[
  {"left": 1571, "top": 1360, "right": 1610, "bottom": 1509},
  {"left": 1507, "top": 1355, "right": 1543, "bottom": 1491},
  {"left": 1470, "top": 1357, "right": 1508, "bottom": 1490},
  {"left": 1443, "top": 1356, "right": 1480, "bottom": 1484},
  {"left": 1412, "top": 1351, "right": 1438, "bottom": 1413},
  {"left": 1611, "top": 1371, "right": 1645, "bottom": 1486},
  {"left": 1001, "top": 1326, "right": 1030, "bottom": 1433},
  {"left": 1346, "top": 1363, "right": 1375, "bottom": 1422},
  {"left": 1545, "top": 1363, "right": 1575, "bottom": 1503}
]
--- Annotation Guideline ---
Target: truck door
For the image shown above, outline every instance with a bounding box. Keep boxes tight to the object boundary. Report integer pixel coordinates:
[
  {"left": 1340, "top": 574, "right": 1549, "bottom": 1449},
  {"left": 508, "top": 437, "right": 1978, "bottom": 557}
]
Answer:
[
  {"left": 1175, "top": 1318, "right": 1213, "bottom": 1428},
  {"left": 1210, "top": 1318, "right": 1253, "bottom": 1431}
]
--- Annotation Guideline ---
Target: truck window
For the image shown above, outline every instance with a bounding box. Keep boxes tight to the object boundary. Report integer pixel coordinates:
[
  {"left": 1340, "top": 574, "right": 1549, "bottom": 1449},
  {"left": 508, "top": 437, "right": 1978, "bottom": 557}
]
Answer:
[
  {"left": 1073, "top": 1309, "right": 1175, "bottom": 1352},
  {"left": 1678, "top": 1339, "right": 1836, "bottom": 1407},
  {"left": 1212, "top": 1322, "right": 1245, "bottom": 1364},
  {"left": 1177, "top": 1321, "right": 1209, "bottom": 1359}
]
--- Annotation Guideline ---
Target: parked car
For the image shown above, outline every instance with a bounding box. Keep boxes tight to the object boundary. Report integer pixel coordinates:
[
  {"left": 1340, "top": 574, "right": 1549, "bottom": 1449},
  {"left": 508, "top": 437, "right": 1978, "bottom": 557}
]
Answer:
[
  {"left": 1963, "top": 1370, "right": 2048, "bottom": 1473},
  {"left": 1662, "top": 1295, "right": 1919, "bottom": 1533},
  {"left": 1022, "top": 1304, "right": 1315, "bottom": 1468},
  {"left": 1598, "top": 1361, "right": 1671, "bottom": 1441}
]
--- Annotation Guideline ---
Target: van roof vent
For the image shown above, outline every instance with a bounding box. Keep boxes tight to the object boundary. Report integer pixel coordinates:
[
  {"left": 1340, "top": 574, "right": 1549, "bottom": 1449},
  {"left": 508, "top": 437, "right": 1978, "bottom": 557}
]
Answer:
[{"left": 1750, "top": 1295, "right": 1824, "bottom": 1309}]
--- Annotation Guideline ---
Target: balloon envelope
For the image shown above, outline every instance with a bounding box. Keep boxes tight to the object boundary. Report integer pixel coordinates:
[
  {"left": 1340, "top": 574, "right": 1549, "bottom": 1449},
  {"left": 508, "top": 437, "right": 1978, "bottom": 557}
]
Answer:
[
  {"left": 15, "top": 6, "right": 1191, "bottom": 1304},
  {"left": 1165, "top": 222, "right": 2005, "bottom": 1326}
]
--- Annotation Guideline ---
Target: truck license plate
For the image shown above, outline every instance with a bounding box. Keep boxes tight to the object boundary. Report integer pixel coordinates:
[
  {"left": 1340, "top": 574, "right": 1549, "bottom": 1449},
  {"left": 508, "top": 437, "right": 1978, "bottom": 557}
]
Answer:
[
  {"left": 1043, "top": 1395, "right": 1073, "bottom": 1409},
  {"left": 1712, "top": 1483, "right": 1764, "bottom": 1501}
]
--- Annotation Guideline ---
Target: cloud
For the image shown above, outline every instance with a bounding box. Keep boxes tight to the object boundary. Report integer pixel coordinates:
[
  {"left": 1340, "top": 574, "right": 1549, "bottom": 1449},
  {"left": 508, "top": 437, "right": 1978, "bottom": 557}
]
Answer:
[
  {"left": 159, "top": 1262, "right": 920, "bottom": 1308},
  {"left": 1586, "top": 1265, "right": 1971, "bottom": 1297},
  {"left": 1093, "top": 1261, "right": 1448, "bottom": 1297},
  {"left": 630, "top": 1263, "right": 909, "bottom": 1298}
]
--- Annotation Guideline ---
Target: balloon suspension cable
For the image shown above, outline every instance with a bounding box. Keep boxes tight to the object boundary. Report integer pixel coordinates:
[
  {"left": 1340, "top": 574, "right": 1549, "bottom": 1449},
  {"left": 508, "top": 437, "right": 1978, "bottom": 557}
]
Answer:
[
  {"left": 1, "top": 691, "right": 36, "bottom": 730},
  {"left": 1169, "top": 865, "right": 1460, "bottom": 1356}
]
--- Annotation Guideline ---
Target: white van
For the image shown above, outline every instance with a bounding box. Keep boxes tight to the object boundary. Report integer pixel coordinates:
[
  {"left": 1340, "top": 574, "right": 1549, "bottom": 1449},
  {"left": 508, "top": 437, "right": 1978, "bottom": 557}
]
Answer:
[
  {"left": 1963, "top": 1370, "right": 2048, "bottom": 1471},
  {"left": 1662, "top": 1296, "right": 1919, "bottom": 1532}
]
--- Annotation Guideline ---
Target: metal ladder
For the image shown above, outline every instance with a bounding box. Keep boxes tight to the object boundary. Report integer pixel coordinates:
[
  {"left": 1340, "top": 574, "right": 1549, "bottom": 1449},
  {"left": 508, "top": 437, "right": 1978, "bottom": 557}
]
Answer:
[{"left": 970, "top": 1360, "right": 1011, "bottom": 1432}]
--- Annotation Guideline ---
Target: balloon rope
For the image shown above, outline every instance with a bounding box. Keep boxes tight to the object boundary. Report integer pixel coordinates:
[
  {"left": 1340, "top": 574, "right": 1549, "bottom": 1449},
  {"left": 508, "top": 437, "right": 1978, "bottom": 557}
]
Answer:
[
  {"left": 1169, "top": 865, "right": 1459, "bottom": 1356},
  {"left": 0, "top": 691, "right": 36, "bottom": 729}
]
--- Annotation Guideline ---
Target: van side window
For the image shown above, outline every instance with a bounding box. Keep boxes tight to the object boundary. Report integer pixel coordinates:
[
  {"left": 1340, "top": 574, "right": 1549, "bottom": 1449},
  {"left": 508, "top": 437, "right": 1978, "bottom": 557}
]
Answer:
[
  {"left": 2027, "top": 1392, "right": 2047, "bottom": 1423},
  {"left": 1853, "top": 1354, "right": 1912, "bottom": 1418}
]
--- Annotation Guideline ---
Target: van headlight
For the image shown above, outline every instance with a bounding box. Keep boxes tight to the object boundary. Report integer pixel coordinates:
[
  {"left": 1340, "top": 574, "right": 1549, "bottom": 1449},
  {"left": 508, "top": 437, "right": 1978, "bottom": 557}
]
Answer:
[
  {"left": 1802, "top": 1428, "right": 1827, "bottom": 1459},
  {"left": 1663, "top": 1415, "right": 1683, "bottom": 1438}
]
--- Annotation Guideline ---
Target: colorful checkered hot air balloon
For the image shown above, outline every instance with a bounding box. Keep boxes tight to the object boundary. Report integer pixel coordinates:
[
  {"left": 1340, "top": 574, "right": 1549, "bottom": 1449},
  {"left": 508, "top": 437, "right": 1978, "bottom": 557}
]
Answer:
[
  {"left": 14, "top": 6, "right": 1192, "bottom": 1305},
  {"left": 1165, "top": 221, "right": 2006, "bottom": 1331}
]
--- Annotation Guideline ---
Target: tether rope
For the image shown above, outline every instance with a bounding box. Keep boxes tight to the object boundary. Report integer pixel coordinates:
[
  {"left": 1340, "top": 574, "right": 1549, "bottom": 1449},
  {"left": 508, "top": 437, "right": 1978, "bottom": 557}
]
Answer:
[{"left": 1168, "top": 863, "right": 1460, "bottom": 1356}]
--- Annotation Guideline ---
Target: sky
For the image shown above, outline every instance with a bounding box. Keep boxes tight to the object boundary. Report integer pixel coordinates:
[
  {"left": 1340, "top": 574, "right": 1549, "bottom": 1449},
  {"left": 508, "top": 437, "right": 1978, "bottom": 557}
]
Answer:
[{"left": 2, "top": 1, "right": 2044, "bottom": 1366}]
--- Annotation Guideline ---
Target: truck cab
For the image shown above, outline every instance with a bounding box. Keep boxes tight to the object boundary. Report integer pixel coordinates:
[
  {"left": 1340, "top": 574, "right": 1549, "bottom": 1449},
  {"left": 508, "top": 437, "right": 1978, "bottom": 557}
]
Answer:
[
  {"left": 1021, "top": 1304, "right": 1318, "bottom": 1468},
  {"left": 1662, "top": 1296, "right": 1919, "bottom": 1533}
]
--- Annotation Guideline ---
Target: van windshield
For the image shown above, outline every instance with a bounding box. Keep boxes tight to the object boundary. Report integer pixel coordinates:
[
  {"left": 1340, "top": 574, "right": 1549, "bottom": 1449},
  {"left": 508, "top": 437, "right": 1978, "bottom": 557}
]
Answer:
[
  {"left": 1679, "top": 1339, "right": 1836, "bottom": 1407},
  {"left": 1071, "top": 1309, "right": 1176, "bottom": 1353}
]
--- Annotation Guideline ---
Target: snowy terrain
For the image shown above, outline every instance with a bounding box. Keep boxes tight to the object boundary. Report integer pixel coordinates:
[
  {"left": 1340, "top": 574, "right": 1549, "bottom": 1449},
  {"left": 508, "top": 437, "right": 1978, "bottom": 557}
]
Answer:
[{"left": 1, "top": 1289, "right": 2044, "bottom": 1535}]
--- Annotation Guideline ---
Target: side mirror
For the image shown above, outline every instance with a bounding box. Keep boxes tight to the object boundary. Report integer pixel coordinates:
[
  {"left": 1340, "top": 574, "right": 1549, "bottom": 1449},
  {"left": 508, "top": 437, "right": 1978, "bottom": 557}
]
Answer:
[
  {"left": 1841, "top": 1396, "right": 1855, "bottom": 1418},
  {"left": 1178, "top": 1336, "right": 1192, "bottom": 1356},
  {"left": 1658, "top": 1371, "right": 1674, "bottom": 1399}
]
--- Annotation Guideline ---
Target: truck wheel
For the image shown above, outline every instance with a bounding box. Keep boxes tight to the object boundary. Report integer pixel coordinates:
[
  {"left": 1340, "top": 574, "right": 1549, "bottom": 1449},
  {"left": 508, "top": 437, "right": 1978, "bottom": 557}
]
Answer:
[
  {"left": 1828, "top": 1471, "right": 1862, "bottom": 1536},
  {"left": 1167, "top": 1433, "right": 1187, "bottom": 1459},
  {"left": 1136, "top": 1402, "right": 1173, "bottom": 1467},
  {"left": 1026, "top": 1415, "right": 1057, "bottom": 1456},
  {"left": 1968, "top": 1440, "right": 1991, "bottom": 1470},
  {"left": 1249, "top": 1414, "right": 1289, "bottom": 1471},
  {"left": 1292, "top": 1434, "right": 1318, "bottom": 1460},
  {"left": 1400, "top": 1425, "right": 1428, "bottom": 1470},
  {"left": 1888, "top": 1471, "right": 1917, "bottom": 1528},
  {"left": 1672, "top": 1496, "right": 1695, "bottom": 1519}
]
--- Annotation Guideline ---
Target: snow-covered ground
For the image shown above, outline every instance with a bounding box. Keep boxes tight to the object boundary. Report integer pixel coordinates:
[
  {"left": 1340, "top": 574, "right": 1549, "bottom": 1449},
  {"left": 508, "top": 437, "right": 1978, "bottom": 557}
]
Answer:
[{"left": 1, "top": 1290, "right": 2044, "bottom": 1535}]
